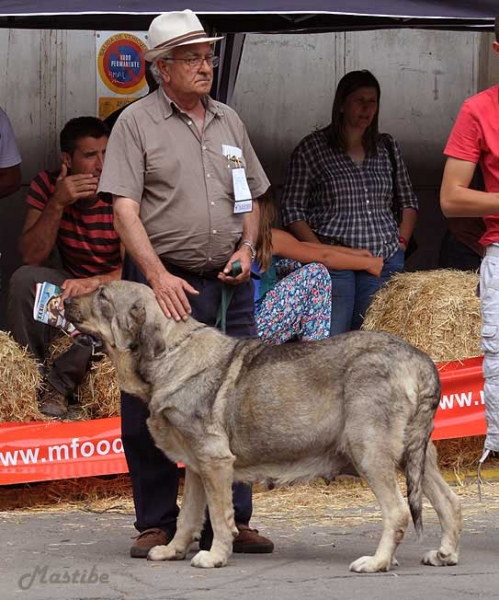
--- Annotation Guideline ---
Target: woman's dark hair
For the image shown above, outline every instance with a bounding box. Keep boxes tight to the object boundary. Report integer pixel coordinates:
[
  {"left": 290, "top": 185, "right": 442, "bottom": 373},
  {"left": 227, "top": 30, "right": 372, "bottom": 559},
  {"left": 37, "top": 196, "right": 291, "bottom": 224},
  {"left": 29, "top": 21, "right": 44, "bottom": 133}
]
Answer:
[{"left": 324, "top": 69, "right": 381, "bottom": 156}]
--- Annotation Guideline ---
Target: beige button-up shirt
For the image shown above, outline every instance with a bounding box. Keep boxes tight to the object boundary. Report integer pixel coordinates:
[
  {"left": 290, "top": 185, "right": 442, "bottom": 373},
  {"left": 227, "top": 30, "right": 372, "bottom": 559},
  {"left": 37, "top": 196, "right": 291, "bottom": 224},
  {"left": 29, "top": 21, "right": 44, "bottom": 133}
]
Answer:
[{"left": 99, "top": 89, "right": 269, "bottom": 272}]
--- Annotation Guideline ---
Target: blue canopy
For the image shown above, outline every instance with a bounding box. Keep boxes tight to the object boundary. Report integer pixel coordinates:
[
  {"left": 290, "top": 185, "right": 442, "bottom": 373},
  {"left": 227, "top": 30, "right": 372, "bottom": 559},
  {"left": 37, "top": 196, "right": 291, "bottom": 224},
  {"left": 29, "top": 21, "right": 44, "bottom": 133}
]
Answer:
[{"left": 0, "top": 1, "right": 496, "bottom": 32}]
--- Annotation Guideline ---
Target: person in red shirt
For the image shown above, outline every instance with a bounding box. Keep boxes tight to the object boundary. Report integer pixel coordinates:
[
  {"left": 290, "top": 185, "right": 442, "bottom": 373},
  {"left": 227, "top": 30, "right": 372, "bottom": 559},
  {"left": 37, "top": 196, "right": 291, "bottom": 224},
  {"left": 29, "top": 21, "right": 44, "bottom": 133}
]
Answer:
[
  {"left": 440, "top": 16, "right": 499, "bottom": 462},
  {"left": 7, "top": 117, "right": 122, "bottom": 418}
]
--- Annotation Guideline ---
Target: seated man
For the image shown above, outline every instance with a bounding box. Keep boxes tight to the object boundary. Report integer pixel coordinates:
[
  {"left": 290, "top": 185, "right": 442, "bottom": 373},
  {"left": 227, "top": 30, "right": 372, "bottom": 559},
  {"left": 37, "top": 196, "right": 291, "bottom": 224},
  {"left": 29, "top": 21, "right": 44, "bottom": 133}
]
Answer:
[{"left": 7, "top": 117, "right": 122, "bottom": 418}]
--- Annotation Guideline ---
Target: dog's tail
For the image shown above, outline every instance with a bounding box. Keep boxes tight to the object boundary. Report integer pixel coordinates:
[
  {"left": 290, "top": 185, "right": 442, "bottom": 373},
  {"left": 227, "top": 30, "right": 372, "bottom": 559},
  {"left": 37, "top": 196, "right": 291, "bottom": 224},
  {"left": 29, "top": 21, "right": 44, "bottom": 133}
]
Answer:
[{"left": 403, "top": 356, "right": 441, "bottom": 538}]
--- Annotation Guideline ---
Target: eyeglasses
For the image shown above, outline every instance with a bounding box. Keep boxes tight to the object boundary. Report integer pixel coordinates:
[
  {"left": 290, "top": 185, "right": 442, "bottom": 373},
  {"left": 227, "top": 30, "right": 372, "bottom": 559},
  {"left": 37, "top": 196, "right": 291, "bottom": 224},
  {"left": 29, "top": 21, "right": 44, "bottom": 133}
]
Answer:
[{"left": 165, "top": 55, "right": 219, "bottom": 69}]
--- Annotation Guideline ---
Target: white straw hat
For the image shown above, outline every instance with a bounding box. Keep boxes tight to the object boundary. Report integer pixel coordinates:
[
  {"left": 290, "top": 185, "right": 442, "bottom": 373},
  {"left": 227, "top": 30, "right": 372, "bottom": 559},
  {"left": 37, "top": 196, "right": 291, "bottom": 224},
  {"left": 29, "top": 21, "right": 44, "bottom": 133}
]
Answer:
[{"left": 144, "top": 10, "right": 223, "bottom": 62}]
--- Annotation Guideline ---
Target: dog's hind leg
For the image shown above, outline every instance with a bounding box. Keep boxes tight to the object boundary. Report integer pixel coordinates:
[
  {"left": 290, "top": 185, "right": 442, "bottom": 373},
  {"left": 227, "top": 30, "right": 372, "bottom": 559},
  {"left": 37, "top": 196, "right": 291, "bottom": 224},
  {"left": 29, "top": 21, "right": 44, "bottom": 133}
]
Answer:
[
  {"left": 148, "top": 466, "right": 207, "bottom": 562},
  {"left": 190, "top": 456, "right": 237, "bottom": 569},
  {"left": 421, "top": 442, "right": 462, "bottom": 567},
  {"left": 349, "top": 455, "right": 410, "bottom": 573}
]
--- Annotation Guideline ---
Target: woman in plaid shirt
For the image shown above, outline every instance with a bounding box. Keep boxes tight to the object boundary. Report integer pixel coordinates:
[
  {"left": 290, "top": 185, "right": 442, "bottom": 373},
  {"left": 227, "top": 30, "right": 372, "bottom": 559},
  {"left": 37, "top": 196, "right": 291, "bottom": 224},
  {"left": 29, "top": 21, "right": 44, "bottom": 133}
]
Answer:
[{"left": 281, "top": 70, "right": 418, "bottom": 335}]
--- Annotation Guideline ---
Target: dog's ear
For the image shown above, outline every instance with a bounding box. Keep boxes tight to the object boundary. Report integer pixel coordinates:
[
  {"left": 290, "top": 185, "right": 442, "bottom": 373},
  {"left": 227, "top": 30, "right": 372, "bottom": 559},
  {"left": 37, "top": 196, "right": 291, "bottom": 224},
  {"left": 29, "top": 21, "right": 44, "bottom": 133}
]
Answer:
[
  {"left": 138, "top": 319, "right": 166, "bottom": 359},
  {"left": 109, "top": 300, "right": 146, "bottom": 351}
]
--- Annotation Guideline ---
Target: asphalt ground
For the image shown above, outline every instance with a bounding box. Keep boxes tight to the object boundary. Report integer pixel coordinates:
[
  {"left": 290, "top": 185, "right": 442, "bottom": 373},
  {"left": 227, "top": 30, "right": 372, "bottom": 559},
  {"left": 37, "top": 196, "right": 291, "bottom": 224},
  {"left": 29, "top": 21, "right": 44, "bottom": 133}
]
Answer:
[{"left": 2, "top": 476, "right": 499, "bottom": 600}]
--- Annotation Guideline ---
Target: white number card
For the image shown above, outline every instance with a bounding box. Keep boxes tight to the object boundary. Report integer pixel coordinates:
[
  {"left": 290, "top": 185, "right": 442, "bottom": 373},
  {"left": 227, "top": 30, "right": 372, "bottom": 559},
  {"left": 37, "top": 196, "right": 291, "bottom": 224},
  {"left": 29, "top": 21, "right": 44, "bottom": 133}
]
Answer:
[{"left": 232, "top": 168, "right": 253, "bottom": 213}]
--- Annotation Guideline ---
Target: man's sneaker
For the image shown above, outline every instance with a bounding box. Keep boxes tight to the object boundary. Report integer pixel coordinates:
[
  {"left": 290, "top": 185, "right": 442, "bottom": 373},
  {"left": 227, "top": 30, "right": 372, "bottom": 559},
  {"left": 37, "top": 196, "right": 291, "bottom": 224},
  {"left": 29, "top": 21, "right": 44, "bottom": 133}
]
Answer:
[
  {"left": 130, "top": 528, "right": 172, "bottom": 558},
  {"left": 200, "top": 524, "right": 274, "bottom": 554},
  {"left": 39, "top": 384, "right": 68, "bottom": 418}
]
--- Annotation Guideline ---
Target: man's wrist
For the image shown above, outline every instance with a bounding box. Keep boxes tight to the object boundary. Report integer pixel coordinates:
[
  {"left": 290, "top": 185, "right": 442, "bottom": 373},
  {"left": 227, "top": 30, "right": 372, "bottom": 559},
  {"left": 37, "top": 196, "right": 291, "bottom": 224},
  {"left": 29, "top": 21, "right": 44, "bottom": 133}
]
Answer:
[
  {"left": 239, "top": 239, "right": 256, "bottom": 261},
  {"left": 48, "top": 192, "right": 67, "bottom": 212}
]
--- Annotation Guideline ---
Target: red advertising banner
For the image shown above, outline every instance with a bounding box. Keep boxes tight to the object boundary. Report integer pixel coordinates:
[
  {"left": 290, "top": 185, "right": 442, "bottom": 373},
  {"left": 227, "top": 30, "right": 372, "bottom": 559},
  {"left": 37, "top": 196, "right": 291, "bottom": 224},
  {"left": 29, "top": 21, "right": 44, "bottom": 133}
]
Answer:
[
  {"left": 0, "top": 357, "right": 487, "bottom": 485},
  {"left": 434, "top": 356, "right": 486, "bottom": 440},
  {"left": 0, "top": 418, "right": 126, "bottom": 485}
]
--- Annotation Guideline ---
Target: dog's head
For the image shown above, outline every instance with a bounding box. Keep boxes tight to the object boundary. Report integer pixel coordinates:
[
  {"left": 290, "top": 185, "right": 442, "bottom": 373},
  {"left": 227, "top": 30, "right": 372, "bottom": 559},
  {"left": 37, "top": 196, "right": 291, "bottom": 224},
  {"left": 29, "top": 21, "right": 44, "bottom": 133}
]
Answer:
[{"left": 64, "top": 281, "right": 166, "bottom": 360}]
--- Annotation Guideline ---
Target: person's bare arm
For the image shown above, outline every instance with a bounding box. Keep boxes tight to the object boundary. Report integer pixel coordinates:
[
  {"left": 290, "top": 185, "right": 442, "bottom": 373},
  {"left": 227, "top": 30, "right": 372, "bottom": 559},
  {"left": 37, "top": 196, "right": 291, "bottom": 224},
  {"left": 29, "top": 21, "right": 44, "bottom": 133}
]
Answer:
[
  {"left": 219, "top": 199, "right": 261, "bottom": 284},
  {"left": 441, "top": 157, "right": 499, "bottom": 216},
  {"left": 399, "top": 207, "right": 418, "bottom": 250},
  {"left": 19, "top": 206, "right": 58, "bottom": 264},
  {"left": 20, "top": 164, "right": 99, "bottom": 264},
  {"left": 113, "top": 195, "right": 198, "bottom": 321},
  {"left": 287, "top": 220, "right": 321, "bottom": 243},
  {"left": 272, "top": 229, "right": 383, "bottom": 277},
  {"left": 302, "top": 242, "right": 372, "bottom": 257},
  {"left": 0, "top": 164, "right": 21, "bottom": 199}
]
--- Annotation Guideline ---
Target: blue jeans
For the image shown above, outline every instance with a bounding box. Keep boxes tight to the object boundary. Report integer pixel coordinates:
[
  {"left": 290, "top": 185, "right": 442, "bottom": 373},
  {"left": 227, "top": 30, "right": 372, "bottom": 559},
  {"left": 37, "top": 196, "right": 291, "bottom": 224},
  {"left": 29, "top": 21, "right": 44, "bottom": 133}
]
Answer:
[{"left": 329, "top": 248, "right": 405, "bottom": 335}]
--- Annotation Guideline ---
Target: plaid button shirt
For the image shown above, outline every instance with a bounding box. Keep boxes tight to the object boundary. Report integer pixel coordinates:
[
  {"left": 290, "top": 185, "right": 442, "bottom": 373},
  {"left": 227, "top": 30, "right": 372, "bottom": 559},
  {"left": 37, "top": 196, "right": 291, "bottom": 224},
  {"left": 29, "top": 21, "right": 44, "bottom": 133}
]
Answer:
[{"left": 280, "top": 130, "right": 418, "bottom": 260}]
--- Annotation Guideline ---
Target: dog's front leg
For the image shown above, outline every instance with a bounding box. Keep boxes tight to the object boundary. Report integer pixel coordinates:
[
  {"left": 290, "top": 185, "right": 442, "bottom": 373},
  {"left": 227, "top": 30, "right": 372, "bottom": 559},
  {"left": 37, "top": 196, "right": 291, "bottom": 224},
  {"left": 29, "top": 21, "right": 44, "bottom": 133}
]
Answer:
[
  {"left": 148, "top": 466, "right": 206, "bottom": 562},
  {"left": 190, "top": 456, "right": 237, "bottom": 569}
]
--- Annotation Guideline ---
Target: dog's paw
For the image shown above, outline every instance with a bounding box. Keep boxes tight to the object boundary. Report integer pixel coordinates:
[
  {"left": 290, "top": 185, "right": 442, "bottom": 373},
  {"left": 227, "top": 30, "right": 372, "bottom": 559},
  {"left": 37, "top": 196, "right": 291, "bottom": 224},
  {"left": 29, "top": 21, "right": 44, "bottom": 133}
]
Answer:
[
  {"left": 191, "top": 550, "right": 227, "bottom": 569},
  {"left": 147, "top": 544, "right": 186, "bottom": 561},
  {"left": 422, "top": 549, "right": 459, "bottom": 567},
  {"left": 349, "top": 555, "right": 391, "bottom": 573},
  {"left": 391, "top": 555, "right": 400, "bottom": 567}
]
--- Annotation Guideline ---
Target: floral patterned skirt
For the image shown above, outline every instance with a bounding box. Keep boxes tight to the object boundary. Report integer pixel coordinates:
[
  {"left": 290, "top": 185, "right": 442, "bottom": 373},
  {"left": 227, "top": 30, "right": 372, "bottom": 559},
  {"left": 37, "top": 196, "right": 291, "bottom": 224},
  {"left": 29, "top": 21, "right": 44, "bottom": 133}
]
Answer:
[{"left": 255, "top": 259, "right": 332, "bottom": 345}]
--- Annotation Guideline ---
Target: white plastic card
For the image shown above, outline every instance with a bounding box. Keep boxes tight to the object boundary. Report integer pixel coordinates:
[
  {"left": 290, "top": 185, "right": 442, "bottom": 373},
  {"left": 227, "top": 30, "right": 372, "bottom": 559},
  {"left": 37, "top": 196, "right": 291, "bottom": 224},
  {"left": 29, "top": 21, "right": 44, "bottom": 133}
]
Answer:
[{"left": 232, "top": 168, "right": 252, "bottom": 202}]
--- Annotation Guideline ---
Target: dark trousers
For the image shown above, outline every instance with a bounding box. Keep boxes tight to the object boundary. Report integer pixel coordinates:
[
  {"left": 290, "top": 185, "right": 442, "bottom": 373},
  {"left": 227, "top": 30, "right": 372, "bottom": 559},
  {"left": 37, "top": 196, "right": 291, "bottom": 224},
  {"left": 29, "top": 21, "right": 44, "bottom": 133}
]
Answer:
[
  {"left": 7, "top": 265, "right": 92, "bottom": 395},
  {"left": 121, "top": 255, "right": 255, "bottom": 535}
]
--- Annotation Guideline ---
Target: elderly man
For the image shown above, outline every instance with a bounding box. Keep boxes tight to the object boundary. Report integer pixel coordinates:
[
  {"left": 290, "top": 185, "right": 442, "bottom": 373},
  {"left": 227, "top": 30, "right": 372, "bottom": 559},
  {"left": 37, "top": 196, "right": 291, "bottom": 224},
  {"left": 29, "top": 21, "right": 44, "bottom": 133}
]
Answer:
[
  {"left": 8, "top": 117, "right": 121, "bottom": 418},
  {"left": 99, "top": 10, "right": 274, "bottom": 558}
]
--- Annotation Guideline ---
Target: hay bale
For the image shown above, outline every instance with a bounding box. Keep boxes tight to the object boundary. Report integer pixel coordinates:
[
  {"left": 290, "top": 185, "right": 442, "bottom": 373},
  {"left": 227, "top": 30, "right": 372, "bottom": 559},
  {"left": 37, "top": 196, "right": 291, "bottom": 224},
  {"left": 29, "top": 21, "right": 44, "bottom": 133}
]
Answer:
[
  {"left": 78, "top": 356, "right": 121, "bottom": 419},
  {"left": 435, "top": 436, "right": 487, "bottom": 473},
  {"left": 0, "top": 331, "right": 46, "bottom": 422},
  {"left": 48, "top": 332, "right": 73, "bottom": 360},
  {"left": 49, "top": 336, "right": 120, "bottom": 419},
  {"left": 0, "top": 473, "right": 133, "bottom": 511},
  {"left": 362, "top": 269, "right": 481, "bottom": 363}
]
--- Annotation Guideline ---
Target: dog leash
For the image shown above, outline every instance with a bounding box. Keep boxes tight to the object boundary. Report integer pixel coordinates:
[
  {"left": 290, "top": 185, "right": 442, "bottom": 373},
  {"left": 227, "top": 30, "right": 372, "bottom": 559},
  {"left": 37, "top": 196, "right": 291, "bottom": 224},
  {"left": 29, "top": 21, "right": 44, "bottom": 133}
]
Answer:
[{"left": 215, "top": 260, "right": 242, "bottom": 333}]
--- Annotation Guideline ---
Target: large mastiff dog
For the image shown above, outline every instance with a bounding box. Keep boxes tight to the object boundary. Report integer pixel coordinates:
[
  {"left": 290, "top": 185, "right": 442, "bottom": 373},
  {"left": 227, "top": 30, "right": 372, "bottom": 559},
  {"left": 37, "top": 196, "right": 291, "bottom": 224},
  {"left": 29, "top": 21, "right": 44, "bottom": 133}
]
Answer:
[{"left": 65, "top": 281, "right": 461, "bottom": 572}]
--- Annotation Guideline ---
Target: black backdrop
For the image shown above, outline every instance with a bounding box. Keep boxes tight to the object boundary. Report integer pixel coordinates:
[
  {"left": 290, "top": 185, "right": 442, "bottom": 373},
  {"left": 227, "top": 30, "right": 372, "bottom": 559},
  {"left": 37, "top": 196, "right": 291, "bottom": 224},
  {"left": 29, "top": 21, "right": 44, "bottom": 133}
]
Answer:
[{"left": 0, "top": 1, "right": 496, "bottom": 32}]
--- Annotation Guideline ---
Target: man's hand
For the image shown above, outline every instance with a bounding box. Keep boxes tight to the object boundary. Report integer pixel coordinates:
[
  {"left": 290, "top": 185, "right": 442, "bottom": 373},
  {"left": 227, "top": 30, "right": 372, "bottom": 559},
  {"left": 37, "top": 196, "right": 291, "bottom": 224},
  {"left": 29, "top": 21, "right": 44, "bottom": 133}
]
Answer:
[
  {"left": 218, "top": 247, "right": 253, "bottom": 285},
  {"left": 151, "top": 272, "right": 200, "bottom": 322},
  {"left": 60, "top": 277, "right": 103, "bottom": 300},
  {"left": 52, "top": 163, "right": 99, "bottom": 207}
]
